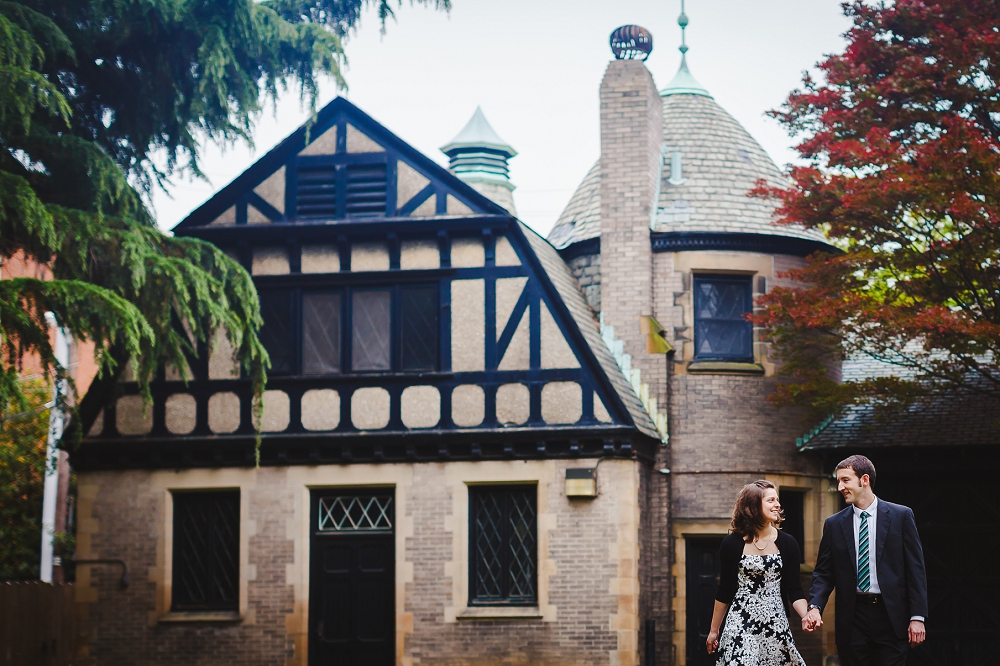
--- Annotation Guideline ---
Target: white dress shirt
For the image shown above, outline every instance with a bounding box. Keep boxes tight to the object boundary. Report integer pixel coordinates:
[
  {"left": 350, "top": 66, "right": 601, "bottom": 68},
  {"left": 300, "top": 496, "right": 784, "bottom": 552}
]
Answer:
[
  {"left": 853, "top": 495, "right": 924, "bottom": 622},
  {"left": 853, "top": 496, "right": 881, "bottom": 593}
]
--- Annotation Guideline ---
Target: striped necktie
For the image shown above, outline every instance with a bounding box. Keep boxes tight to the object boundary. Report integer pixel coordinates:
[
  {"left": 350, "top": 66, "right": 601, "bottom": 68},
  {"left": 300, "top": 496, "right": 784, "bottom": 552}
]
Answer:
[{"left": 858, "top": 511, "right": 871, "bottom": 592}]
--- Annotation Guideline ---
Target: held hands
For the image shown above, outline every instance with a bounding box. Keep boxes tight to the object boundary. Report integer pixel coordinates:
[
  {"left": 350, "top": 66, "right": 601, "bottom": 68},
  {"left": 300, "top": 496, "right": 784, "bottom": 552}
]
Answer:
[
  {"left": 802, "top": 608, "right": 823, "bottom": 632},
  {"left": 705, "top": 629, "right": 720, "bottom": 654},
  {"left": 908, "top": 620, "right": 926, "bottom": 647}
]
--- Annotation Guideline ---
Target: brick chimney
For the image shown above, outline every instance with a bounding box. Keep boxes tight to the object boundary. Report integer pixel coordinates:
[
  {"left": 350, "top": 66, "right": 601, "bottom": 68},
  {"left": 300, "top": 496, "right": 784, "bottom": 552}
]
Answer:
[{"left": 598, "top": 57, "right": 663, "bottom": 369}]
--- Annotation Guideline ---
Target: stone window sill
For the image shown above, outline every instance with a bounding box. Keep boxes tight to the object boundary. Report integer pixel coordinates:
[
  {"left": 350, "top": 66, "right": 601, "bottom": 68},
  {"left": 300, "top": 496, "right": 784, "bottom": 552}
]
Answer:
[
  {"left": 159, "top": 611, "right": 241, "bottom": 623},
  {"left": 457, "top": 606, "right": 543, "bottom": 621},
  {"left": 687, "top": 361, "right": 765, "bottom": 376}
]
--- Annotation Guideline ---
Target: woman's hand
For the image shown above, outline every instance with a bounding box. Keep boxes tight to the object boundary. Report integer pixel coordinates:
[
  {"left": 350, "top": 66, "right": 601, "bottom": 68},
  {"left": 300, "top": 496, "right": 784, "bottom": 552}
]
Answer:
[{"left": 706, "top": 629, "right": 720, "bottom": 654}]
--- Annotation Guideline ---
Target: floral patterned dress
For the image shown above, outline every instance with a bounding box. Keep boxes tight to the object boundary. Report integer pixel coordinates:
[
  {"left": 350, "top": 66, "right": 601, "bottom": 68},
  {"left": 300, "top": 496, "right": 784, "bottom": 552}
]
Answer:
[{"left": 717, "top": 553, "right": 806, "bottom": 666}]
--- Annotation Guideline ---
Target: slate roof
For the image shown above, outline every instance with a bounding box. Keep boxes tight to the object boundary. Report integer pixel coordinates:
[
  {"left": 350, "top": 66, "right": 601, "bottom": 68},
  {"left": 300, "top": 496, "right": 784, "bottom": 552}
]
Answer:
[
  {"left": 549, "top": 160, "right": 600, "bottom": 250},
  {"left": 800, "top": 356, "right": 1000, "bottom": 450},
  {"left": 548, "top": 92, "right": 831, "bottom": 249},
  {"left": 519, "top": 221, "right": 661, "bottom": 440}
]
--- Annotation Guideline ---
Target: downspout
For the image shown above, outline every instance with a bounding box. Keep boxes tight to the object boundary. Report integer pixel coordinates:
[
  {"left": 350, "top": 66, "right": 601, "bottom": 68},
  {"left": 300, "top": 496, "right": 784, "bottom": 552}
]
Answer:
[{"left": 40, "top": 313, "right": 69, "bottom": 582}]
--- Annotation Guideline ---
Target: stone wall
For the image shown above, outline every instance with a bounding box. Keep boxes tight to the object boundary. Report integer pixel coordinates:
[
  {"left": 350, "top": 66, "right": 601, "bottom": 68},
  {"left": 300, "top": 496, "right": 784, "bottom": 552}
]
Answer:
[
  {"left": 565, "top": 252, "right": 601, "bottom": 313},
  {"left": 75, "top": 458, "right": 648, "bottom": 666}
]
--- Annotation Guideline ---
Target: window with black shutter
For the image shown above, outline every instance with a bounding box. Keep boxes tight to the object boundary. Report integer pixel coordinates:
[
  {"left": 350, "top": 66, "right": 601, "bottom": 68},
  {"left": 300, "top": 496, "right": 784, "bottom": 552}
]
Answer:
[
  {"left": 302, "top": 292, "right": 341, "bottom": 375},
  {"left": 259, "top": 289, "right": 294, "bottom": 375},
  {"left": 693, "top": 275, "right": 753, "bottom": 361},
  {"left": 469, "top": 485, "right": 537, "bottom": 606},
  {"left": 399, "top": 285, "right": 438, "bottom": 371},
  {"left": 171, "top": 491, "right": 240, "bottom": 612}
]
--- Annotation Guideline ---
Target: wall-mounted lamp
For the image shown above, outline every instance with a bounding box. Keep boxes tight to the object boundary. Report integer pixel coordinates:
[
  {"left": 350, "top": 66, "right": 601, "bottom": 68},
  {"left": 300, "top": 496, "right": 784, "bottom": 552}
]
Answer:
[{"left": 565, "top": 468, "right": 598, "bottom": 498}]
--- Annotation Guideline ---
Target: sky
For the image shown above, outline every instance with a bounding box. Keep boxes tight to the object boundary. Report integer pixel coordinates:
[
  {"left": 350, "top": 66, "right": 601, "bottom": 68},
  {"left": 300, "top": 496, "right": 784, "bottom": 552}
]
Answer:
[{"left": 150, "top": 0, "right": 853, "bottom": 238}]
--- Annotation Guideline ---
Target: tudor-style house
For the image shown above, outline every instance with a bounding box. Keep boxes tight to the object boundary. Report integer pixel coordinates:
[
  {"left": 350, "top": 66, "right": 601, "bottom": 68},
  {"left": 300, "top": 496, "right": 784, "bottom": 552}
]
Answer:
[
  {"left": 73, "top": 94, "right": 667, "bottom": 665},
  {"left": 71, "top": 21, "right": 992, "bottom": 666}
]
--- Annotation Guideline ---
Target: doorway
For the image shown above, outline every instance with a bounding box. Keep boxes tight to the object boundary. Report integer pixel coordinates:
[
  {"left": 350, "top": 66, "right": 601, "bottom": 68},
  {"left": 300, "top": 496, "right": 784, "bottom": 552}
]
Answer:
[
  {"left": 309, "top": 489, "right": 395, "bottom": 666},
  {"left": 685, "top": 536, "right": 723, "bottom": 666}
]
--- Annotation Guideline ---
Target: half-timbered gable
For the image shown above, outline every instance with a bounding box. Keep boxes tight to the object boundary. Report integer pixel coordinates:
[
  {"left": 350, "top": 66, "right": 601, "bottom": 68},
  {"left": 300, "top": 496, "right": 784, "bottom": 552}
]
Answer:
[{"left": 78, "top": 97, "right": 658, "bottom": 469}]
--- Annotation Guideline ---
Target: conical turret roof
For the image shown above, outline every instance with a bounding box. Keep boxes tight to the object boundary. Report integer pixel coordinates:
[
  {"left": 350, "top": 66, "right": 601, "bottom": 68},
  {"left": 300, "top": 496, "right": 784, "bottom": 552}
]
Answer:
[{"left": 549, "top": 89, "right": 830, "bottom": 250}]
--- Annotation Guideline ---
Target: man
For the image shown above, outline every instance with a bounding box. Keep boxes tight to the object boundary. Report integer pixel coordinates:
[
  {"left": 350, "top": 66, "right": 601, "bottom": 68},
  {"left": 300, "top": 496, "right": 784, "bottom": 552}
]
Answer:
[{"left": 803, "top": 455, "right": 928, "bottom": 665}]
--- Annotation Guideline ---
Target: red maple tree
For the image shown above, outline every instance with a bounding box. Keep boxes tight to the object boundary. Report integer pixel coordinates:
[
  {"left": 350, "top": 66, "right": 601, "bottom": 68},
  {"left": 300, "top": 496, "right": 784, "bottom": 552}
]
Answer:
[{"left": 754, "top": 0, "right": 1000, "bottom": 418}]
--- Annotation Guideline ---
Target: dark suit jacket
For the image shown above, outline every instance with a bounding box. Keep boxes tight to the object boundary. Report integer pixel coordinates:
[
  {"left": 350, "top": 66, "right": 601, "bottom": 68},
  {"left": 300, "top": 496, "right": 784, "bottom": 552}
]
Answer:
[{"left": 809, "top": 499, "right": 928, "bottom": 642}]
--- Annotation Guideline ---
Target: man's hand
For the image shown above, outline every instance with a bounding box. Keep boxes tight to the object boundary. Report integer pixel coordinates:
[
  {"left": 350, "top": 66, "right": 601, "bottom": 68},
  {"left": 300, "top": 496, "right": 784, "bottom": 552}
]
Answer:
[
  {"left": 803, "top": 608, "right": 823, "bottom": 631},
  {"left": 908, "top": 620, "right": 926, "bottom": 647}
]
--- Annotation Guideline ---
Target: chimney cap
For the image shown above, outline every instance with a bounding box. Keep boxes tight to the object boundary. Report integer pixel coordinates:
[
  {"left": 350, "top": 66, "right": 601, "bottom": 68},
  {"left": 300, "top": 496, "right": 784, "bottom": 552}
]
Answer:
[{"left": 610, "top": 25, "right": 653, "bottom": 61}]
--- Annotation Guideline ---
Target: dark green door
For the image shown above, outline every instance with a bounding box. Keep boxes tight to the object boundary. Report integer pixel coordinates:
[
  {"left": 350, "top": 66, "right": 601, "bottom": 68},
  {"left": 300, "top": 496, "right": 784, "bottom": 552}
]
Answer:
[{"left": 309, "top": 490, "right": 394, "bottom": 666}]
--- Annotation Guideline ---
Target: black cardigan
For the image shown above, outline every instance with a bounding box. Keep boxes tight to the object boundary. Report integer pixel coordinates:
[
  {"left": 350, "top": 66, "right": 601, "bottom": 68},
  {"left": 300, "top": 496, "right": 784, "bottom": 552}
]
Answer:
[{"left": 715, "top": 530, "right": 806, "bottom": 606}]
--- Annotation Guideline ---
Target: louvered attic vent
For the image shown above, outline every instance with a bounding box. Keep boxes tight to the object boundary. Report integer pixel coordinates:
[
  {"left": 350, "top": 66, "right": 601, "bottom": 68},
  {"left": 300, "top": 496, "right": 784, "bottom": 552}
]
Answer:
[
  {"left": 295, "top": 163, "right": 388, "bottom": 219},
  {"left": 346, "top": 164, "right": 388, "bottom": 217}
]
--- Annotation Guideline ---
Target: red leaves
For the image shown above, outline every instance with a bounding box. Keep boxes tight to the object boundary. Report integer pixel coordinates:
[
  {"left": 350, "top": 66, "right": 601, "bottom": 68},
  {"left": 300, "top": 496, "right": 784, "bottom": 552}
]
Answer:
[{"left": 754, "top": 0, "right": 1000, "bottom": 417}]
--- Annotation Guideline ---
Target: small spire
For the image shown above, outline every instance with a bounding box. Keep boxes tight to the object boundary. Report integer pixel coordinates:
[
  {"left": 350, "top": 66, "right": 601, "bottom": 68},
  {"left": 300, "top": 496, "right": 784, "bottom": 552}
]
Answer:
[
  {"left": 441, "top": 107, "right": 518, "bottom": 215},
  {"left": 660, "top": 0, "right": 712, "bottom": 98}
]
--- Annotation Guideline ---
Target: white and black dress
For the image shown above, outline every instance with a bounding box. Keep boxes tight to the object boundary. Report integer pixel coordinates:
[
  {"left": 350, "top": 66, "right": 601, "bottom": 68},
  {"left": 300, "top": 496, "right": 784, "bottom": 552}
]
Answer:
[{"left": 715, "top": 531, "right": 807, "bottom": 666}]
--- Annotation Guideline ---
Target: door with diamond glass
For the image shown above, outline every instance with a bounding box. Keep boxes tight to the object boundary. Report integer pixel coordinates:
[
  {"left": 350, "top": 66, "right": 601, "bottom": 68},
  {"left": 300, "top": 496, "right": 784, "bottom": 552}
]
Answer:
[{"left": 309, "top": 489, "right": 395, "bottom": 666}]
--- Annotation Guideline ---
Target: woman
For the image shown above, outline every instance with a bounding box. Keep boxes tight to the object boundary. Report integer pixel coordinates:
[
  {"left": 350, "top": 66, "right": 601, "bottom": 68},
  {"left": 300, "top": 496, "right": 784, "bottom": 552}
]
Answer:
[{"left": 706, "top": 480, "right": 809, "bottom": 665}]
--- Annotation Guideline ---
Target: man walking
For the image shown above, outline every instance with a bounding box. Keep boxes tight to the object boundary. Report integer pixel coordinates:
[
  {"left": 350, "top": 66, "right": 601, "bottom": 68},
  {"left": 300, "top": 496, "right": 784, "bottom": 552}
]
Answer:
[{"left": 803, "top": 455, "right": 928, "bottom": 665}]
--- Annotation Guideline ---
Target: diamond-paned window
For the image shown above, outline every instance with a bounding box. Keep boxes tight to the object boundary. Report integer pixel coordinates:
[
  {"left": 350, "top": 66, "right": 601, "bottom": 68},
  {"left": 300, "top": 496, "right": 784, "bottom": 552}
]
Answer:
[
  {"left": 317, "top": 495, "right": 393, "bottom": 532},
  {"left": 693, "top": 275, "right": 753, "bottom": 361},
  {"left": 171, "top": 490, "right": 240, "bottom": 612},
  {"left": 302, "top": 291, "right": 341, "bottom": 375},
  {"left": 400, "top": 285, "right": 438, "bottom": 371},
  {"left": 469, "top": 485, "right": 537, "bottom": 605},
  {"left": 259, "top": 290, "right": 293, "bottom": 374},
  {"left": 352, "top": 289, "right": 391, "bottom": 371}
]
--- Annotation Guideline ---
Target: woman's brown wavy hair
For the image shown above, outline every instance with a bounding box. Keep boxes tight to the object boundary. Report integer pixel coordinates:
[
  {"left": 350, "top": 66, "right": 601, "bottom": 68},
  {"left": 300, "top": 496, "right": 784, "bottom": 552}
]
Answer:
[{"left": 730, "top": 480, "right": 783, "bottom": 538}]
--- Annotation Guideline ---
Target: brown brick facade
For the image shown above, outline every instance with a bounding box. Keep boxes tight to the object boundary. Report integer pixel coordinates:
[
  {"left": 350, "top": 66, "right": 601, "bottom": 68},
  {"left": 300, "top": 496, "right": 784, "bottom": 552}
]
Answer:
[{"left": 75, "top": 459, "right": 647, "bottom": 666}]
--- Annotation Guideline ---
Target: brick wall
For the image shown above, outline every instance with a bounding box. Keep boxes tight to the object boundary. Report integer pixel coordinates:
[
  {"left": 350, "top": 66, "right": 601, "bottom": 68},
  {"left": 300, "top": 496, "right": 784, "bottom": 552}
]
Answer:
[
  {"left": 75, "top": 459, "right": 647, "bottom": 666},
  {"left": 668, "top": 373, "right": 822, "bottom": 519}
]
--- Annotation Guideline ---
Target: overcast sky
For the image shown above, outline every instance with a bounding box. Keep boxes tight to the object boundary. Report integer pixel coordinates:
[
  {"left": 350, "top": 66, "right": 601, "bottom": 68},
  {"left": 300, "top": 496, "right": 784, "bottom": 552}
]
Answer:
[{"left": 151, "top": 0, "right": 852, "bottom": 237}]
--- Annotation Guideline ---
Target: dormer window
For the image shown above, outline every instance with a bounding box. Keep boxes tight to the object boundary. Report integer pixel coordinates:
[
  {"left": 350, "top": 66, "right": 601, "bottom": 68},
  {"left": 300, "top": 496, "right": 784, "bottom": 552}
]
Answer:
[{"left": 692, "top": 275, "right": 753, "bottom": 361}]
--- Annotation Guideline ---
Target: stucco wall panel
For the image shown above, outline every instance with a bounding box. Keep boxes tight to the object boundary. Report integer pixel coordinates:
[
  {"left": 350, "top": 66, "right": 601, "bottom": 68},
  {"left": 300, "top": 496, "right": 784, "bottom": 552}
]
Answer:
[{"left": 450, "top": 279, "right": 485, "bottom": 372}]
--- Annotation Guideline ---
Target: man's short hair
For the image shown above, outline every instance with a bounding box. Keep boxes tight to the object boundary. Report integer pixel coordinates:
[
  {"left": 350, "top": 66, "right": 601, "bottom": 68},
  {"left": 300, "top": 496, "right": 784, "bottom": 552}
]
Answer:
[{"left": 836, "top": 454, "right": 876, "bottom": 486}]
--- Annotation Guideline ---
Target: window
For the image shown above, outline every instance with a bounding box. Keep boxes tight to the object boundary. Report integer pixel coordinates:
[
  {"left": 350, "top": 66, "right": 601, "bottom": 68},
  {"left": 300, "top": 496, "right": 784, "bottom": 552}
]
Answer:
[
  {"left": 469, "top": 485, "right": 537, "bottom": 606},
  {"left": 302, "top": 292, "right": 341, "bottom": 375},
  {"left": 259, "top": 290, "right": 294, "bottom": 375},
  {"left": 171, "top": 491, "right": 240, "bottom": 612},
  {"left": 352, "top": 289, "right": 392, "bottom": 371},
  {"left": 248, "top": 285, "right": 439, "bottom": 376},
  {"left": 400, "top": 285, "right": 438, "bottom": 371},
  {"left": 693, "top": 275, "right": 753, "bottom": 361}
]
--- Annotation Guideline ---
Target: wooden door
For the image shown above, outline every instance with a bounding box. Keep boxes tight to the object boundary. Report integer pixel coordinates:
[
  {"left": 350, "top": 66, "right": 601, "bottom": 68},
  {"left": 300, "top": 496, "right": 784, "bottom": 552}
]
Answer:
[
  {"left": 685, "top": 536, "right": 723, "bottom": 666},
  {"left": 309, "top": 490, "right": 395, "bottom": 666}
]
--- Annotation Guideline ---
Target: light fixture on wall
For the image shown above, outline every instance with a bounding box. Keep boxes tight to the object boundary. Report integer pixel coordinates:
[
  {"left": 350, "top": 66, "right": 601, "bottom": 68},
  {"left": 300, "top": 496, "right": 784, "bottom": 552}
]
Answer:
[{"left": 565, "top": 467, "right": 598, "bottom": 498}]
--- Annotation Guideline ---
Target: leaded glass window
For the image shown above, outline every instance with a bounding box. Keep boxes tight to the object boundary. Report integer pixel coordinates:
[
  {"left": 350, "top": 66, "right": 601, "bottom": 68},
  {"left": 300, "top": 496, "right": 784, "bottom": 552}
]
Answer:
[
  {"left": 469, "top": 485, "right": 537, "bottom": 606},
  {"left": 259, "top": 290, "right": 293, "bottom": 375},
  {"left": 400, "top": 285, "right": 438, "bottom": 371},
  {"left": 352, "top": 290, "right": 391, "bottom": 371},
  {"left": 693, "top": 275, "right": 753, "bottom": 361},
  {"left": 171, "top": 491, "right": 239, "bottom": 612},
  {"left": 302, "top": 292, "right": 341, "bottom": 375},
  {"left": 317, "top": 495, "right": 393, "bottom": 532}
]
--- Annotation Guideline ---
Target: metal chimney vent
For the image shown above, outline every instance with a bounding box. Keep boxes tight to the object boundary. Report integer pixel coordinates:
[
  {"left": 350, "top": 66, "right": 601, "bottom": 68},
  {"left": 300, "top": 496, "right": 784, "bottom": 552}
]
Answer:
[{"left": 610, "top": 25, "right": 653, "bottom": 61}]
